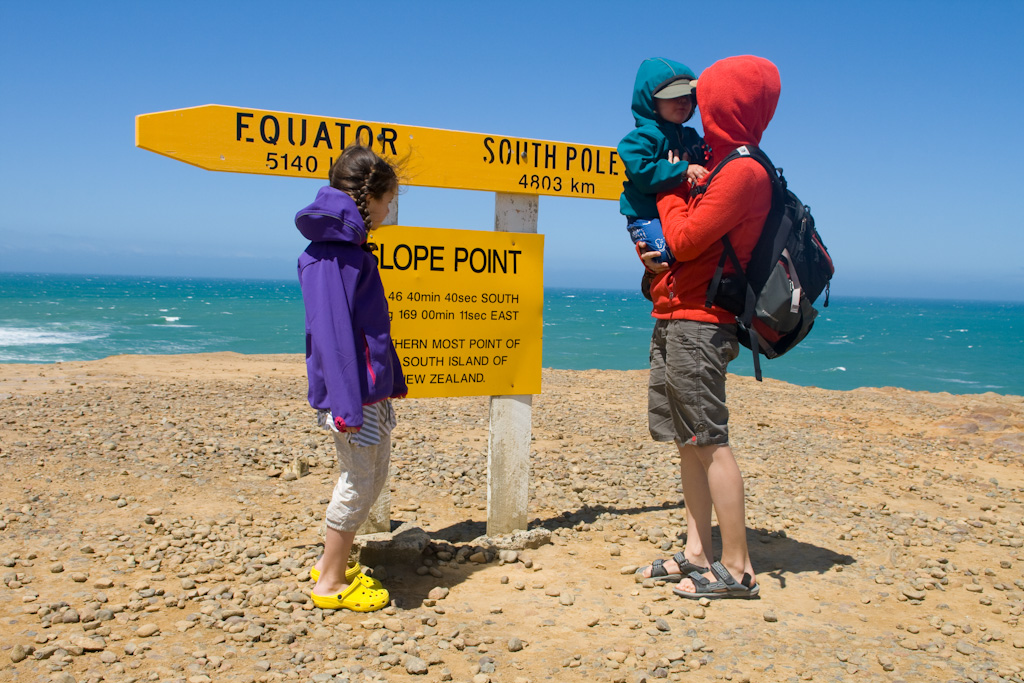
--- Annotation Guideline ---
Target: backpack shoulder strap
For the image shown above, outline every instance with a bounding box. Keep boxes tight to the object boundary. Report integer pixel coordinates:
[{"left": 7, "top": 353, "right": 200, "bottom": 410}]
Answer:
[
  {"left": 693, "top": 146, "right": 783, "bottom": 383},
  {"left": 696, "top": 146, "right": 774, "bottom": 309}
]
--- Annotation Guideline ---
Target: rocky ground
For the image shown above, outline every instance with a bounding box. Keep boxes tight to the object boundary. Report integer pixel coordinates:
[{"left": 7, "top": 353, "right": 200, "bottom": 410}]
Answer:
[{"left": 0, "top": 353, "right": 1022, "bottom": 683}]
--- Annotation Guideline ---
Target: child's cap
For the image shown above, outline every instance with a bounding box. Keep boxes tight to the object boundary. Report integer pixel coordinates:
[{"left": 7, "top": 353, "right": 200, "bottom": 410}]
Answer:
[{"left": 653, "top": 76, "right": 695, "bottom": 100}]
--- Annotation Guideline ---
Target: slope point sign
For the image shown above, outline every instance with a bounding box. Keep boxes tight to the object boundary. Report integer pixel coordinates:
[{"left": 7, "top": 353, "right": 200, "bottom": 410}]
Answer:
[
  {"left": 136, "top": 104, "right": 622, "bottom": 200},
  {"left": 370, "top": 225, "right": 543, "bottom": 399}
]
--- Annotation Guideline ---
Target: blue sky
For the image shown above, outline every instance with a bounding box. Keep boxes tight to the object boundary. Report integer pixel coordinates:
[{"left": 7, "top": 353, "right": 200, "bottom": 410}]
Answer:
[{"left": 2, "top": 1, "right": 1022, "bottom": 300}]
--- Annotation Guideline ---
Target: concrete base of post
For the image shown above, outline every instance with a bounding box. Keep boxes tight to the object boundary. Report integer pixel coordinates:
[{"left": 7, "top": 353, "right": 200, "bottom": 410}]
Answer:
[{"left": 353, "top": 521, "right": 431, "bottom": 567}]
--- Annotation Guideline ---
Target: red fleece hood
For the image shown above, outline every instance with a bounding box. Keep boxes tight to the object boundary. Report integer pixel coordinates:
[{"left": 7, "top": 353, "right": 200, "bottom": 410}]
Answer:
[{"left": 698, "top": 56, "right": 781, "bottom": 164}]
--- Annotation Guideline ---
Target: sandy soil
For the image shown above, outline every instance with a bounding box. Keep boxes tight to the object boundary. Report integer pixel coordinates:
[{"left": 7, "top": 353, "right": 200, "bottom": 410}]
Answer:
[{"left": 1, "top": 353, "right": 1022, "bottom": 683}]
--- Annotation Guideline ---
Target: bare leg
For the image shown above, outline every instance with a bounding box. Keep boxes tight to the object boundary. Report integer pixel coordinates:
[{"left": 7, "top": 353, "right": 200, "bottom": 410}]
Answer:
[
  {"left": 677, "top": 444, "right": 755, "bottom": 593},
  {"left": 678, "top": 442, "right": 714, "bottom": 567},
  {"left": 313, "top": 526, "right": 356, "bottom": 595},
  {"left": 640, "top": 441, "right": 712, "bottom": 579}
]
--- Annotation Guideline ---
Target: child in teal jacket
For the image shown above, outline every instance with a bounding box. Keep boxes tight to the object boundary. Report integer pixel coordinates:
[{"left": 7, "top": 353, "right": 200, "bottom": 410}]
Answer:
[{"left": 619, "top": 57, "right": 709, "bottom": 265}]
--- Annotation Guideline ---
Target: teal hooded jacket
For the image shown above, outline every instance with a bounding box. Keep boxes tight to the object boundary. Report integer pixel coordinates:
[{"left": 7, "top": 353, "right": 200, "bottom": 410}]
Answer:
[{"left": 618, "top": 57, "right": 705, "bottom": 220}]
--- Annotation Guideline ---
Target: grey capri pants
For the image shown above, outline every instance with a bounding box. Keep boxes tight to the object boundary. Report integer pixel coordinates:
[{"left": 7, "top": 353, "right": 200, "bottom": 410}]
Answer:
[{"left": 325, "top": 432, "right": 392, "bottom": 533}]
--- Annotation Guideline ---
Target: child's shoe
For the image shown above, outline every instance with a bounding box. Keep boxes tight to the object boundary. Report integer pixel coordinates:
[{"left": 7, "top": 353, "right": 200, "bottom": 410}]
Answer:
[{"left": 311, "top": 580, "right": 389, "bottom": 612}]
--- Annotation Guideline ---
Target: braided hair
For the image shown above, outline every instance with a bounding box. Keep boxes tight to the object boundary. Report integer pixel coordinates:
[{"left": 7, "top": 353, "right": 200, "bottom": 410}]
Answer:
[{"left": 328, "top": 145, "right": 399, "bottom": 230}]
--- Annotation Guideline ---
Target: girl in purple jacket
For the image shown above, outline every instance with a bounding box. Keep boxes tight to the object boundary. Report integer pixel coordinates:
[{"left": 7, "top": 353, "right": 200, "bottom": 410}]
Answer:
[{"left": 296, "top": 145, "right": 406, "bottom": 611}]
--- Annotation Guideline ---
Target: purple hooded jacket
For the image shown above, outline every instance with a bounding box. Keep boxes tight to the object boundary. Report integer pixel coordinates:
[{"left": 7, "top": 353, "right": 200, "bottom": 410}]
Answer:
[{"left": 296, "top": 186, "right": 407, "bottom": 432}]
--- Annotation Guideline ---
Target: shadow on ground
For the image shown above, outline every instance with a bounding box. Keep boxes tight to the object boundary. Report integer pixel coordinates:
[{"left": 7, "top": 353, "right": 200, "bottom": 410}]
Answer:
[{"left": 378, "top": 500, "right": 853, "bottom": 607}]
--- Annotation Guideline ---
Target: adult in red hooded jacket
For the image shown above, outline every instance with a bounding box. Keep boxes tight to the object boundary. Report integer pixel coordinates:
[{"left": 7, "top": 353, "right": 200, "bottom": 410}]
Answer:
[{"left": 638, "top": 56, "right": 780, "bottom": 599}]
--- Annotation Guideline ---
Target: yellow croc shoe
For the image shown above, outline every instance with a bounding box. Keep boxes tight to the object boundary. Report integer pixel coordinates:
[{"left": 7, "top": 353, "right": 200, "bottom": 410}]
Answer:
[
  {"left": 310, "top": 563, "right": 383, "bottom": 588},
  {"left": 311, "top": 580, "right": 389, "bottom": 612}
]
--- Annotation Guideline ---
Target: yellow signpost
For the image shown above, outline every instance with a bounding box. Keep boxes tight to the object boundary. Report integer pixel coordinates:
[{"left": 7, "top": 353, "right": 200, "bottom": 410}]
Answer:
[
  {"left": 368, "top": 225, "right": 544, "bottom": 398},
  {"left": 136, "top": 104, "right": 613, "bottom": 535},
  {"left": 135, "top": 104, "right": 622, "bottom": 200}
]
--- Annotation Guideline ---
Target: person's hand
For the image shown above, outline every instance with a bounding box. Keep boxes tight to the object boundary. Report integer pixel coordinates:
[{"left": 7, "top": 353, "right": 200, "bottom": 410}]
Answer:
[
  {"left": 667, "top": 149, "right": 681, "bottom": 164},
  {"left": 685, "top": 164, "right": 709, "bottom": 183},
  {"left": 637, "top": 242, "right": 670, "bottom": 273},
  {"left": 343, "top": 426, "right": 359, "bottom": 434}
]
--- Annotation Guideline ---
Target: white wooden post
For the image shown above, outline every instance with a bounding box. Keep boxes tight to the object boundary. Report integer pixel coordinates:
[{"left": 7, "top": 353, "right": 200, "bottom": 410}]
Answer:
[
  {"left": 488, "top": 193, "right": 538, "bottom": 535},
  {"left": 357, "top": 194, "right": 401, "bottom": 535}
]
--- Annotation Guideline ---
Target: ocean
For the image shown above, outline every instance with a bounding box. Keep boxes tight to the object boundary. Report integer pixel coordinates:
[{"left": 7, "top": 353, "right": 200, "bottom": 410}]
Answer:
[{"left": 2, "top": 272, "right": 1022, "bottom": 395}]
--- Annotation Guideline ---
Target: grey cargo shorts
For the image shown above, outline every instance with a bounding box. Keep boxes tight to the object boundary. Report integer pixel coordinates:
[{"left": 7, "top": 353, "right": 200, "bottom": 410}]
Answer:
[{"left": 648, "top": 318, "right": 740, "bottom": 447}]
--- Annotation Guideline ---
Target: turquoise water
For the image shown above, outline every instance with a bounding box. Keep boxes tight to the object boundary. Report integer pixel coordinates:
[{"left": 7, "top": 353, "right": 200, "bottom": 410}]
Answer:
[{"left": 2, "top": 272, "right": 1022, "bottom": 395}]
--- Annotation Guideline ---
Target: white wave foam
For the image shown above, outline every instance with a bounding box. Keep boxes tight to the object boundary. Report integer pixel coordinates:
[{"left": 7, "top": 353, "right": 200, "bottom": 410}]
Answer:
[
  {"left": 161, "top": 316, "right": 181, "bottom": 322},
  {"left": 824, "top": 366, "right": 847, "bottom": 372},
  {"left": 939, "top": 378, "right": 980, "bottom": 386},
  {"left": 0, "top": 326, "right": 106, "bottom": 347}
]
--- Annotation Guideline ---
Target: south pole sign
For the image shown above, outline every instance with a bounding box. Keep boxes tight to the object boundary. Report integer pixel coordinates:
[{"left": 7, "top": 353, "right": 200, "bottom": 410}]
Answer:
[{"left": 135, "top": 104, "right": 622, "bottom": 200}]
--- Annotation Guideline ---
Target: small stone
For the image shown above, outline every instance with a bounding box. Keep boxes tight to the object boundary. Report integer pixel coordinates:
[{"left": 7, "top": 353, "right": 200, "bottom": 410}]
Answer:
[
  {"left": 405, "top": 655, "right": 429, "bottom": 675},
  {"left": 428, "top": 587, "right": 450, "bottom": 601},
  {"left": 70, "top": 635, "right": 105, "bottom": 652},
  {"left": 136, "top": 623, "right": 160, "bottom": 637},
  {"left": 50, "top": 562, "right": 64, "bottom": 573},
  {"left": 10, "top": 644, "right": 28, "bottom": 663},
  {"left": 877, "top": 654, "right": 895, "bottom": 671},
  {"left": 901, "top": 587, "right": 926, "bottom": 601},
  {"left": 559, "top": 593, "right": 575, "bottom": 606},
  {"left": 71, "top": 573, "right": 88, "bottom": 583},
  {"left": 508, "top": 637, "right": 523, "bottom": 652},
  {"left": 763, "top": 610, "right": 778, "bottom": 623},
  {"left": 281, "top": 457, "right": 309, "bottom": 481},
  {"left": 93, "top": 578, "right": 114, "bottom": 589},
  {"left": 955, "top": 640, "right": 976, "bottom": 656}
]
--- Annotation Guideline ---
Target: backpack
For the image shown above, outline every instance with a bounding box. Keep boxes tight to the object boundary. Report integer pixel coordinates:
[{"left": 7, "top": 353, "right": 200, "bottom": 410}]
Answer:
[{"left": 691, "top": 145, "right": 834, "bottom": 381}]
